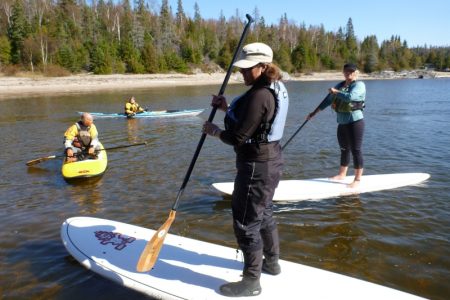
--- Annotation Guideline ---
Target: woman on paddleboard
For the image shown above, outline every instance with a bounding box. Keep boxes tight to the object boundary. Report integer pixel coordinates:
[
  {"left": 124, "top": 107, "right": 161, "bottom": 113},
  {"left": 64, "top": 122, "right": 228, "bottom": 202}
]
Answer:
[
  {"left": 203, "top": 42, "right": 289, "bottom": 297},
  {"left": 307, "top": 63, "right": 366, "bottom": 188}
]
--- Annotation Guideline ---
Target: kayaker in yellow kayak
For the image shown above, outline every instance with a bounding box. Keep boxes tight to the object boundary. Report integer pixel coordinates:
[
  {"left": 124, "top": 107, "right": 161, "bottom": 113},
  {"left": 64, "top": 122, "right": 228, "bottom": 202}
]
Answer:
[
  {"left": 64, "top": 112, "right": 100, "bottom": 162},
  {"left": 125, "top": 96, "right": 147, "bottom": 118}
]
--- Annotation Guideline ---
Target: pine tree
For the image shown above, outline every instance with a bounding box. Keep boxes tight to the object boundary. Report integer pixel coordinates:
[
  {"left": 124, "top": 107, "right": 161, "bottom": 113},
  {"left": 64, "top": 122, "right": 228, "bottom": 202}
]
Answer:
[
  {"left": 175, "top": 0, "right": 186, "bottom": 35},
  {"left": 252, "top": 6, "right": 260, "bottom": 41},
  {"left": 0, "top": 35, "right": 12, "bottom": 66},
  {"left": 275, "top": 42, "right": 293, "bottom": 72},
  {"left": 194, "top": 2, "right": 201, "bottom": 24},
  {"left": 90, "top": 39, "right": 113, "bottom": 74},
  {"left": 141, "top": 36, "right": 159, "bottom": 73},
  {"left": 334, "top": 27, "right": 348, "bottom": 66},
  {"left": 160, "top": 0, "right": 174, "bottom": 51},
  {"left": 202, "top": 24, "right": 219, "bottom": 62},
  {"left": 345, "top": 18, "right": 358, "bottom": 62},
  {"left": 360, "top": 35, "right": 379, "bottom": 73},
  {"left": 8, "top": 0, "right": 28, "bottom": 64},
  {"left": 216, "top": 41, "right": 231, "bottom": 69},
  {"left": 164, "top": 50, "right": 187, "bottom": 73},
  {"left": 216, "top": 10, "right": 227, "bottom": 45}
]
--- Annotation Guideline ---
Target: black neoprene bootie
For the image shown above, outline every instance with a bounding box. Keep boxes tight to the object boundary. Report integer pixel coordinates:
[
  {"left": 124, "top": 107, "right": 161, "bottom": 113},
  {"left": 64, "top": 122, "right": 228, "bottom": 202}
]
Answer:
[
  {"left": 262, "top": 256, "right": 281, "bottom": 275},
  {"left": 219, "top": 276, "right": 261, "bottom": 297}
]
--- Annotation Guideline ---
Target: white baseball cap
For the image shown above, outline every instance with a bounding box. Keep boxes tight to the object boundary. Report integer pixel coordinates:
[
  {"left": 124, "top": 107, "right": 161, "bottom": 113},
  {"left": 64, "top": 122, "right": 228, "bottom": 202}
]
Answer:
[{"left": 233, "top": 42, "right": 273, "bottom": 69}]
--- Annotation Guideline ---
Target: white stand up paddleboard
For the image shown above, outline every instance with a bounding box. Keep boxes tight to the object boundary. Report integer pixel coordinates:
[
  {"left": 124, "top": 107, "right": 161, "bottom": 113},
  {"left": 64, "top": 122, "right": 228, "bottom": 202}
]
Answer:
[
  {"left": 212, "top": 173, "right": 430, "bottom": 202},
  {"left": 61, "top": 216, "right": 425, "bottom": 299}
]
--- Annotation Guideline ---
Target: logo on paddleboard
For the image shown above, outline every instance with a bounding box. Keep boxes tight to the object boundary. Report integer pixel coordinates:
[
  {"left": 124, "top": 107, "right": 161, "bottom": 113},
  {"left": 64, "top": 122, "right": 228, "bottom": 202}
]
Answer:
[{"left": 95, "top": 231, "right": 136, "bottom": 250}]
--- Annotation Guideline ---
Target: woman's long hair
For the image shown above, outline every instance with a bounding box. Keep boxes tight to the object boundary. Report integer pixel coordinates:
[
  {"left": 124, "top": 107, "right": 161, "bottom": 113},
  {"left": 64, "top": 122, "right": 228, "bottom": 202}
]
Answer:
[{"left": 259, "top": 63, "right": 282, "bottom": 85}]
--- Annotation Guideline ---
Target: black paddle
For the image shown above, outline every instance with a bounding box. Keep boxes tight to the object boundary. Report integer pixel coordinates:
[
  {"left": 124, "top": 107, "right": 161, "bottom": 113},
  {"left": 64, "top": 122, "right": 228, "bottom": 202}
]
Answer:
[
  {"left": 281, "top": 94, "right": 330, "bottom": 150},
  {"left": 26, "top": 142, "right": 147, "bottom": 166},
  {"left": 136, "top": 14, "right": 255, "bottom": 273}
]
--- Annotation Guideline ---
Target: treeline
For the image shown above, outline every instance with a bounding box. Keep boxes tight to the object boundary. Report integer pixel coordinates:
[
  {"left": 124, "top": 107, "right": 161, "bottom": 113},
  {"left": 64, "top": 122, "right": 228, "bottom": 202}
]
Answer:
[{"left": 0, "top": 0, "right": 449, "bottom": 76}]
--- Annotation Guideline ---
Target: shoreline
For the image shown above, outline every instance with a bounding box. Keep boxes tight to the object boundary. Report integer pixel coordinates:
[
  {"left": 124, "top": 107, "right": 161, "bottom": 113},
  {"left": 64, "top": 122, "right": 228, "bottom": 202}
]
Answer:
[{"left": 1, "top": 71, "right": 449, "bottom": 100}]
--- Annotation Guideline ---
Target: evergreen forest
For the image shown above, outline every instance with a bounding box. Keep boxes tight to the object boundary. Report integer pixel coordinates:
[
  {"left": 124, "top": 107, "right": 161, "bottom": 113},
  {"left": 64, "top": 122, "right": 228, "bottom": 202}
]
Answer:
[{"left": 1, "top": 0, "right": 449, "bottom": 76}]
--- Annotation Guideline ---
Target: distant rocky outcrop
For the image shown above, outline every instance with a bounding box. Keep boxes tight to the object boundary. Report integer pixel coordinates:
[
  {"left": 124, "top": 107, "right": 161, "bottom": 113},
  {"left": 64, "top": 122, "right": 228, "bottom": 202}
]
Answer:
[{"left": 366, "top": 70, "right": 437, "bottom": 79}]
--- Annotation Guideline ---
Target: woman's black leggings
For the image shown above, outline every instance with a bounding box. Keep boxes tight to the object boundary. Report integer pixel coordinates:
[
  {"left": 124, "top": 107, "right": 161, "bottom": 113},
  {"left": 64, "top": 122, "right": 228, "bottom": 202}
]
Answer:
[{"left": 337, "top": 119, "right": 365, "bottom": 169}]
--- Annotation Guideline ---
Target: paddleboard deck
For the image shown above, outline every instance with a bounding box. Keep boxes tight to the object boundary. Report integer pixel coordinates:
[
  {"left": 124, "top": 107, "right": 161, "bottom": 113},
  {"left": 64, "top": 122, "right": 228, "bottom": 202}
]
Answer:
[
  {"left": 212, "top": 173, "right": 430, "bottom": 202},
  {"left": 61, "top": 216, "right": 424, "bottom": 299}
]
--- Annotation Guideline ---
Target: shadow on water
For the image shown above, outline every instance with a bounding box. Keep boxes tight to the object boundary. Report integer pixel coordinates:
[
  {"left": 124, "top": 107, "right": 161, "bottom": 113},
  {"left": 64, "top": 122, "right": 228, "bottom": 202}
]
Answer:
[
  {"left": 210, "top": 195, "right": 233, "bottom": 212},
  {"left": 26, "top": 165, "right": 56, "bottom": 176}
]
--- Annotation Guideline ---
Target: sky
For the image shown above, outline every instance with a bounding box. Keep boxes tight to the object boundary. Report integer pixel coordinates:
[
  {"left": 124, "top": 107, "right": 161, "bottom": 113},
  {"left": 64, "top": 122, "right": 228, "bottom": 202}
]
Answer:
[{"left": 165, "top": 0, "right": 450, "bottom": 47}]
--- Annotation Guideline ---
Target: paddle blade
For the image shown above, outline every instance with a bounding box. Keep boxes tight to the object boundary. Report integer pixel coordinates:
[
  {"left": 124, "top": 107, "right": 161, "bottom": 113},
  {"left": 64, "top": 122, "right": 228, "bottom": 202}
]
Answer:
[
  {"left": 26, "top": 155, "right": 57, "bottom": 166},
  {"left": 136, "top": 210, "right": 176, "bottom": 272}
]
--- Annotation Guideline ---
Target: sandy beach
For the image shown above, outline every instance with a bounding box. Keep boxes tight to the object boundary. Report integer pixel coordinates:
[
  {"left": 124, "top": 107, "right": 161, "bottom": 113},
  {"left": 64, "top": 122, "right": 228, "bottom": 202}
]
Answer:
[
  {"left": 1, "top": 71, "right": 448, "bottom": 100},
  {"left": 0, "top": 72, "right": 237, "bottom": 100}
]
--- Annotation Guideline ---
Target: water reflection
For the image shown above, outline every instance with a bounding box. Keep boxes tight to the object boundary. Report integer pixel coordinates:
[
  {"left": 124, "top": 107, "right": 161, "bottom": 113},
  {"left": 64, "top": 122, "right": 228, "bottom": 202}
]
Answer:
[
  {"left": 67, "top": 180, "right": 104, "bottom": 214},
  {"left": 26, "top": 165, "right": 57, "bottom": 176},
  {"left": 126, "top": 118, "right": 141, "bottom": 144},
  {"left": 320, "top": 196, "right": 369, "bottom": 275}
]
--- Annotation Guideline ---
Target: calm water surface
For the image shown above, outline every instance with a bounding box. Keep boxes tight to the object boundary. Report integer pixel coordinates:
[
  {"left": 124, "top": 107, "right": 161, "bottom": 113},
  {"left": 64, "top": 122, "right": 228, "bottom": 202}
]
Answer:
[{"left": 0, "top": 79, "right": 449, "bottom": 299}]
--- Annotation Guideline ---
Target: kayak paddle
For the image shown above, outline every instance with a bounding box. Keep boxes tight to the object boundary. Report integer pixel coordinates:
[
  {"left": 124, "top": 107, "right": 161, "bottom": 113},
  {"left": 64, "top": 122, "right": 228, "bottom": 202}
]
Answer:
[{"left": 26, "top": 142, "right": 147, "bottom": 166}]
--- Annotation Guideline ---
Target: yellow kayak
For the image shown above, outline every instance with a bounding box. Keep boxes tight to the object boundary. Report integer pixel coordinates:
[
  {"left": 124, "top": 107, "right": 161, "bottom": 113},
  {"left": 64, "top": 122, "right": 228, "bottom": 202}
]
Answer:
[{"left": 61, "top": 143, "right": 108, "bottom": 180}]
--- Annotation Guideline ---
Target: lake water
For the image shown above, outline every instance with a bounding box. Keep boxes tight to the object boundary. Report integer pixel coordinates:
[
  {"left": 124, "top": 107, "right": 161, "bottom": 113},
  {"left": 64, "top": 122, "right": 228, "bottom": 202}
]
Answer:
[{"left": 0, "top": 78, "right": 449, "bottom": 299}]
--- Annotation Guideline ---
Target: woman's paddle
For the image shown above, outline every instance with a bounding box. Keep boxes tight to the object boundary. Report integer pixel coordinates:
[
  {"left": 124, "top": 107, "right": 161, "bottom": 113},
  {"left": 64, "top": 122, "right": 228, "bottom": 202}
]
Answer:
[
  {"left": 281, "top": 95, "right": 330, "bottom": 150},
  {"left": 26, "top": 142, "right": 147, "bottom": 166},
  {"left": 136, "top": 14, "right": 254, "bottom": 273}
]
